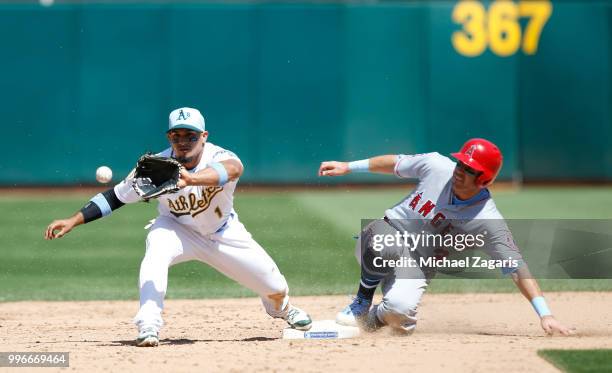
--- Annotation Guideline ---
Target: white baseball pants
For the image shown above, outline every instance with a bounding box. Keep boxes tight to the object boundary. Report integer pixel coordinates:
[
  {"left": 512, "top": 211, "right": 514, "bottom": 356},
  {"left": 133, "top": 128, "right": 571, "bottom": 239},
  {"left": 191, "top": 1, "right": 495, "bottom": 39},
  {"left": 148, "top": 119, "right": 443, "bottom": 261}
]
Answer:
[{"left": 134, "top": 214, "right": 290, "bottom": 329}]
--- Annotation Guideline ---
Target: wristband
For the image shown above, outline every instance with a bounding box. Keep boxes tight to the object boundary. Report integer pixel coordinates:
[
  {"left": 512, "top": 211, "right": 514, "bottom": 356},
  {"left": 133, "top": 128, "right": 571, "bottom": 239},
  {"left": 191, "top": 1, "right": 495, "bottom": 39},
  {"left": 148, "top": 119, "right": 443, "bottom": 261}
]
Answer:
[
  {"left": 80, "top": 189, "right": 125, "bottom": 224},
  {"left": 348, "top": 159, "right": 369, "bottom": 173},
  {"left": 90, "top": 193, "right": 112, "bottom": 217},
  {"left": 531, "top": 296, "right": 552, "bottom": 317},
  {"left": 209, "top": 162, "right": 229, "bottom": 186},
  {"left": 80, "top": 201, "right": 102, "bottom": 223}
]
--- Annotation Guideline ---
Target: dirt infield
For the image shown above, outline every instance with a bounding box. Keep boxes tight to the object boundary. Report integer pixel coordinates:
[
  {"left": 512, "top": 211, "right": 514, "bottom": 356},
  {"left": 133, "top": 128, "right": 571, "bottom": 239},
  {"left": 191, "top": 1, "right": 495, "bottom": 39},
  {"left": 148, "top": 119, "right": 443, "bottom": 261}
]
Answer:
[{"left": 1, "top": 293, "right": 611, "bottom": 373}]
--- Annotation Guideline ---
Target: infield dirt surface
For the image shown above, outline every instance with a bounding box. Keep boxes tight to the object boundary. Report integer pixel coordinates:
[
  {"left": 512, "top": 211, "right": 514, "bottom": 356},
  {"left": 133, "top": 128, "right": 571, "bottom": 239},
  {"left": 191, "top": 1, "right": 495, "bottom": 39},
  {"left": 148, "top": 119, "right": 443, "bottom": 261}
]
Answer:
[{"left": 1, "top": 292, "right": 611, "bottom": 372}]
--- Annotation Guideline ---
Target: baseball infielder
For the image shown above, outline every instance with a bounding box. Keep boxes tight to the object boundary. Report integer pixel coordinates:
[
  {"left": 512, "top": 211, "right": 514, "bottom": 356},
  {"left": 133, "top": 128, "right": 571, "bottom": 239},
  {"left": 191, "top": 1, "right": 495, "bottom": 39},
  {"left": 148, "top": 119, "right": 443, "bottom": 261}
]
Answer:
[
  {"left": 319, "top": 138, "right": 573, "bottom": 336},
  {"left": 45, "top": 107, "right": 312, "bottom": 347}
]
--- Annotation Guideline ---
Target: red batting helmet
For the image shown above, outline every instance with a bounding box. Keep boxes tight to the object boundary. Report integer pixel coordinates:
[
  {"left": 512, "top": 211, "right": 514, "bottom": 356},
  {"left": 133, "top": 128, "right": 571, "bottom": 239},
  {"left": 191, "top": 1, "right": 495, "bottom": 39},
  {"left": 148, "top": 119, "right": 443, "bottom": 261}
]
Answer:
[{"left": 451, "top": 138, "right": 503, "bottom": 187}]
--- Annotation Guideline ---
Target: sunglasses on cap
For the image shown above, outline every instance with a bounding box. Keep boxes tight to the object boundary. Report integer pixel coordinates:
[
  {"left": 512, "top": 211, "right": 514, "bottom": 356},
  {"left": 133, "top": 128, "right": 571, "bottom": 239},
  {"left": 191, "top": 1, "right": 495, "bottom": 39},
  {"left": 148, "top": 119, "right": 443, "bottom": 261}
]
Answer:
[{"left": 456, "top": 161, "right": 482, "bottom": 177}]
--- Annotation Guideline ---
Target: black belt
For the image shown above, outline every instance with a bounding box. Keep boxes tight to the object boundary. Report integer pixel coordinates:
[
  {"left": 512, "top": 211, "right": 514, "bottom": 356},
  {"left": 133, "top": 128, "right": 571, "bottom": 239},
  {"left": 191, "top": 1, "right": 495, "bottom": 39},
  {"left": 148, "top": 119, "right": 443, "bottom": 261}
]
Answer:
[{"left": 383, "top": 215, "right": 404, "bottom": 232}]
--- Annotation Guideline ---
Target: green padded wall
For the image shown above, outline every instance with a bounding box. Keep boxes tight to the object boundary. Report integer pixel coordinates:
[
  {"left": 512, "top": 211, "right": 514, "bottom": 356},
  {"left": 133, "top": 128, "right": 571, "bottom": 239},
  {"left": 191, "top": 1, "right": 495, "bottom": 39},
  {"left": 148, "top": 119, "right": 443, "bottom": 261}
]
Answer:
[{"left": 1, "top": 1, "right": 609, "bottom": 185}]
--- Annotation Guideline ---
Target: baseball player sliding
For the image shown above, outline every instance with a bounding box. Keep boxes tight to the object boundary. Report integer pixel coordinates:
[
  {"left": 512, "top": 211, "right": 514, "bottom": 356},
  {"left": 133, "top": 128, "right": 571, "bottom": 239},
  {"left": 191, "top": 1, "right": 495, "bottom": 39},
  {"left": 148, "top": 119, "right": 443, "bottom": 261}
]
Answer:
[
  {"left": 319, "top": 139, "right": 573, "bottom": 336},
  {"left": 44, "top": 107, "right": 312, "bottom": 347}
]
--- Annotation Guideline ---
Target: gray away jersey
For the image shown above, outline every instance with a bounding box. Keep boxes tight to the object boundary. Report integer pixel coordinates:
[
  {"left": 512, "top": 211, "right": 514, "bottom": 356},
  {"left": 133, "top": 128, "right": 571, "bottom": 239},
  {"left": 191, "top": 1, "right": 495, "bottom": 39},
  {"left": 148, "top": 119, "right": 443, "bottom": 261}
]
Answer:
[{"left": 384, "top": 152, "right": 524, "bottom": 273}]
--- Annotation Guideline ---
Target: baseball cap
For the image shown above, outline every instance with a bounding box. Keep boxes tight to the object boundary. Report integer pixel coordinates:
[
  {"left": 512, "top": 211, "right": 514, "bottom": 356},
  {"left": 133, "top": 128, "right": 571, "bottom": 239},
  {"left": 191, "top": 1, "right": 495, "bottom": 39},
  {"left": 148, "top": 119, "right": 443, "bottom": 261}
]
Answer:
[{"left": 168, "top": 107, "right": 205, "bottom": 133}]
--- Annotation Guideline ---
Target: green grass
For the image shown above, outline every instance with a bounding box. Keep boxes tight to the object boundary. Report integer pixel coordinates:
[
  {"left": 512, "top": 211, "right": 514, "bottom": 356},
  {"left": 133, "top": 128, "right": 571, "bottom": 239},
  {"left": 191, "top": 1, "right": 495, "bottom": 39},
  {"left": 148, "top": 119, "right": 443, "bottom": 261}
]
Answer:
[
  {"left": 538, "top": 349, "right": 612, "bottom": 373},
  {"left": 1, "top": 186, "right": 611, "bottom": 301}
]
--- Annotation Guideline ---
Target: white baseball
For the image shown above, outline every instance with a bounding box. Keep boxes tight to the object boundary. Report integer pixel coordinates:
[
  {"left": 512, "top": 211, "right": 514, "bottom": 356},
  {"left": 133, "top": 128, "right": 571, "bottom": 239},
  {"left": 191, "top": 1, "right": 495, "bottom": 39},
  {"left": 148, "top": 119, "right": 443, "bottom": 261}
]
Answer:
[{"left": 96, "top": 166, "right": 113, "bottom": 184}]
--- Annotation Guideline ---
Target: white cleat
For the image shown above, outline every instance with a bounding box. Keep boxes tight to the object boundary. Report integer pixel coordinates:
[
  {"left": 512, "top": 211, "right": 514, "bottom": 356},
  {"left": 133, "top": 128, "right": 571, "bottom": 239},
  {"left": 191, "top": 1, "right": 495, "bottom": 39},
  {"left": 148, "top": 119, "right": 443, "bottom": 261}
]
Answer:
[
  {"left": 136, "top": 326, "right": 159, "bottom": 347},
  {"left": 284, "top": 306, "right": 313, "bottom": 331}
]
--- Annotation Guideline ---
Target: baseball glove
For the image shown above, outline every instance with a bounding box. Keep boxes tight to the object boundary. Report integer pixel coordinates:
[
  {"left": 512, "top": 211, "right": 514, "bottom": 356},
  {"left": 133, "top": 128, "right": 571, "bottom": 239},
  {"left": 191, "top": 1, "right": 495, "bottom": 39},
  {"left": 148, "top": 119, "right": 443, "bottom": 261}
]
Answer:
[{"left": 132, "top": 154, "right": 183, "bottom": 201}]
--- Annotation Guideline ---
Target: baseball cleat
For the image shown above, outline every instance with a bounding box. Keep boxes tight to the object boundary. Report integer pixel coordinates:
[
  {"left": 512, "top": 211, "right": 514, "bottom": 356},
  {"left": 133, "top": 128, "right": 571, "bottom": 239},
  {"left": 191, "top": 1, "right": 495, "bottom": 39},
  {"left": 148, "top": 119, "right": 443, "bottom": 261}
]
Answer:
[
  {"left": 336, "top": 296, "right": 372, "bottom": 327},
  {"left": 136, "top": 326, "right": 159, "bottom": 347},
  {"left": 284, "top": 306, "right": 313, "bottom": 331}
]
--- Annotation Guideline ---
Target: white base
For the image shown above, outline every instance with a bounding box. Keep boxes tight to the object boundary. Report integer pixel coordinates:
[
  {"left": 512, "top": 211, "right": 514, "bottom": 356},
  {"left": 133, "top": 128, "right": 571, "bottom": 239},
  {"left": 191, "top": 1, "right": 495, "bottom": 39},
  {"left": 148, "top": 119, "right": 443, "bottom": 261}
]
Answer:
[{"left": 282, "top": 319, "right": 360, "bottom": 340}]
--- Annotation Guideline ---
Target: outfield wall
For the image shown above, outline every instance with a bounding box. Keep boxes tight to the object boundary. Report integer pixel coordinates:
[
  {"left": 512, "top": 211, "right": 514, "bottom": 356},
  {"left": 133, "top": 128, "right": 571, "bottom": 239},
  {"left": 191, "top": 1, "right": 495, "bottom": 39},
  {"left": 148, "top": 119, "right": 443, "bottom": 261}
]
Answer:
[{"left": 2, "top": 1, "right": 610, "bottom": 184}]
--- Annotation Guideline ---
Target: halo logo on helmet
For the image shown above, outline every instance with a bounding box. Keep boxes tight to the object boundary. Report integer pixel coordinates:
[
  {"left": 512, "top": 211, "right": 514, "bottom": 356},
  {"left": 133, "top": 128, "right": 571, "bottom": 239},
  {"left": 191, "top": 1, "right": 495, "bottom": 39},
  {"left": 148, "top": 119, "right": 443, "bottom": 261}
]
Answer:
[{"left": 451, "top": 138, "right": 503, "bottom": 187}]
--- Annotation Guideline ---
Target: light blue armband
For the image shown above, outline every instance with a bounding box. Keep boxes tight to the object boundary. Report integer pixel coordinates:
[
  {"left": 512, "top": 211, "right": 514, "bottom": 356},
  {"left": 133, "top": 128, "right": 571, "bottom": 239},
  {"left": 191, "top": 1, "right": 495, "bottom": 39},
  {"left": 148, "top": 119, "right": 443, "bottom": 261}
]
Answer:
[
  {"left": 531, "top": 296, "right": 552, "bottom": 317},
  {"left": 90, "top": 193, "right": 112, "bottom": 217},
  {"left": 209, "top": 162, "right": 229, "bottom": 186},
  {"left": 348, "top": 159, "right": 369, "bottom": 173}
]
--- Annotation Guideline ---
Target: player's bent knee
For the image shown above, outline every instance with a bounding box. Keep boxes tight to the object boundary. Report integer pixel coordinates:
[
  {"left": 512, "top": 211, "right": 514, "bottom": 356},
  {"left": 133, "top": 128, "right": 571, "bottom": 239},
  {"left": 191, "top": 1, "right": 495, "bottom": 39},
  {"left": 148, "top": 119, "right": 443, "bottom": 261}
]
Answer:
[
  {"left": 391, "top": 323, "right": 417, "bottom": 336},
  {"left": 381, "top": 296, "right": 418, "bottom": 316},
  {"left": 378, "top": 309, "right": 418, "bottom": 334},
  {"left": 377, "top": 298, "right": 418, "bottom": 331}
]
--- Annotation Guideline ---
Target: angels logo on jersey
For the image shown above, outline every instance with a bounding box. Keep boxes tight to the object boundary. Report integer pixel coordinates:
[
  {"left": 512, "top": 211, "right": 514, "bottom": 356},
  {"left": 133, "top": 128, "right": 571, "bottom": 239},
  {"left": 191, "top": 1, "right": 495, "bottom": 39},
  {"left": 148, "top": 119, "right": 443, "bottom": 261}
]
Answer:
[
  {"left": 407, "top": 191, "right": 453, "bottom": 234},
  {"left": 167, "top": 186, "right": 223, "bottom": 217}
]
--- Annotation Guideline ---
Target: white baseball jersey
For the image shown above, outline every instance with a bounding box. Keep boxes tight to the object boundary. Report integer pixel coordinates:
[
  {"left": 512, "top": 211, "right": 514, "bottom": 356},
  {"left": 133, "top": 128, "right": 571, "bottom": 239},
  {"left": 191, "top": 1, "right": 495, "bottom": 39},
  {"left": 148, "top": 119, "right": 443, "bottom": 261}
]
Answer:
[
  {"left": 114, "top": 142, "right": 240, "bottom": 235},
  {"left": 115, "top": 142, "right": 291, "bottom": 330},
  {"left": 384, "top": 152, "right": 524, "bottom": 273}
]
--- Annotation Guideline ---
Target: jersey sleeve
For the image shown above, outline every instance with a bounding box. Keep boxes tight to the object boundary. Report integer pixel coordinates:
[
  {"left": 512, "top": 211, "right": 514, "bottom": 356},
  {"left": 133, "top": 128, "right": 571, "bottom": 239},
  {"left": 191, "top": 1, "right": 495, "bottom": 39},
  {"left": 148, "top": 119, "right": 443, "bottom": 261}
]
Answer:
[
  {"left": 113, "top": 168, "right": 142, "bottom": 204},
  {"left": 480, "top": 222, "right": 525, "bottom": 275},
  {"left": 394, "top": 152, "right": 448, "bottom": 179},
  {"left": 211, "top": 147, "right": 242, "bottom": 165}
]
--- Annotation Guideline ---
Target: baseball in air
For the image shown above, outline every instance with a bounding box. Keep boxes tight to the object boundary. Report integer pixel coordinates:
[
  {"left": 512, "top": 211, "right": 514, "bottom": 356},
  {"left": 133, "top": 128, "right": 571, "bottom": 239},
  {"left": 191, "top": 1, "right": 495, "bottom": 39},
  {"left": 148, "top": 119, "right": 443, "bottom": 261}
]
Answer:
[{"left": 96, "top": 166, "right": 113, "bottom": 184}]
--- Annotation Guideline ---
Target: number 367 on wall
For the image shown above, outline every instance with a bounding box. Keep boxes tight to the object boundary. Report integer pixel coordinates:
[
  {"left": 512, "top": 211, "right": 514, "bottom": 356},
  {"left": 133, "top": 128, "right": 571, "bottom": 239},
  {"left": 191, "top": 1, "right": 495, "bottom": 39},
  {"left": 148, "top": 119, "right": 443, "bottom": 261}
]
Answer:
[{"left": 452, "top": 0, "right": 552, "bottom": 57}]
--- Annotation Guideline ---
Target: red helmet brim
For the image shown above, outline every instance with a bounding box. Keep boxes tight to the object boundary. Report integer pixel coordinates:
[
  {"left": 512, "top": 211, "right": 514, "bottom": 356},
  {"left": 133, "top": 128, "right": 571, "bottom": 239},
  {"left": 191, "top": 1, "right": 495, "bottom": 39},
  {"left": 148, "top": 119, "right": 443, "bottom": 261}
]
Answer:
[{"left": 451, "top": 152, "right": 486, "bottom": 173}]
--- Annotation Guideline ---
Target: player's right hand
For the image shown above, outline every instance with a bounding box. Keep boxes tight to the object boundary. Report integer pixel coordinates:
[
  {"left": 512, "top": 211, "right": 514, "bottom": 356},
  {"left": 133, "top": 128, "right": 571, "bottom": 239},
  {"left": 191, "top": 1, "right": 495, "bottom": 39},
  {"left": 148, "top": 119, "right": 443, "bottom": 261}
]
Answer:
[
  {"left": 44, "top": 219, "right": 75, "bottom": 240},
  {"left": 540, "top": 315, "right": 575, "bottom": 336},
  {"left": 318, "top": 161, "right": 350, "bottom": 177}
]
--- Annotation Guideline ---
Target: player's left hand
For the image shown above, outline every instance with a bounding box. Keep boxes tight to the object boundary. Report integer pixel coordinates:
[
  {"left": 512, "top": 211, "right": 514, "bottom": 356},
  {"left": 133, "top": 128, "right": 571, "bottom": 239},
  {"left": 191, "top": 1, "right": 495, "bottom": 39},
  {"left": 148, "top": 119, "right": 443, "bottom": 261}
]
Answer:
[
  {"left": 540, "top": 315, "right": 575, "bottom": 336},
  {"left": 177, "top": 169, "right": 191, "bottom": 188}
]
